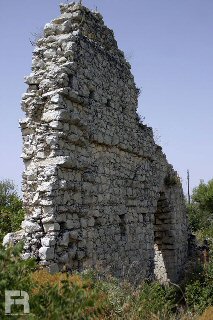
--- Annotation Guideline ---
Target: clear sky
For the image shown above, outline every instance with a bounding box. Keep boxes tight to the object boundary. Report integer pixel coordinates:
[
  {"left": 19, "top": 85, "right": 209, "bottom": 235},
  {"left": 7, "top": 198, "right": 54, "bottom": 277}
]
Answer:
[{"left": 0, "top": 0, "right": 213, "bottom": 195}]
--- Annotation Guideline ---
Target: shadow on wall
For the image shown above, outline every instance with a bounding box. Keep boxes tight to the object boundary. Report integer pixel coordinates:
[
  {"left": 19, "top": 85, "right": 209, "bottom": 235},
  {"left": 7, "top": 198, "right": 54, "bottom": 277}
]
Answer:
[{"left": 154, "top": 192, "right": 177, "bottom": 282}]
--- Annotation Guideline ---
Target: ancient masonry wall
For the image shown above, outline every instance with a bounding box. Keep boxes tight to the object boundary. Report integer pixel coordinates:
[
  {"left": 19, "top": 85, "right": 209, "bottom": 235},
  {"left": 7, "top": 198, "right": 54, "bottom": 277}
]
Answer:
[{"left": 6, "top": 2, "right": 189, "bottom": 282}]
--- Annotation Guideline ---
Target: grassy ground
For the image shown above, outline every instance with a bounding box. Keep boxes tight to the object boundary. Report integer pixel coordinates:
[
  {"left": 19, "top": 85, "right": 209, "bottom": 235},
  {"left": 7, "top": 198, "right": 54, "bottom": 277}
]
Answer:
[{"left": 0, "top": 242, "right": 212, "bottom": 319}]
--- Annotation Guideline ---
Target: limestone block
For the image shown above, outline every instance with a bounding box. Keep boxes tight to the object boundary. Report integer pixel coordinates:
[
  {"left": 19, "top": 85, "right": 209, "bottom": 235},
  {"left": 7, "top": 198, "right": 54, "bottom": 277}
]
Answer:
[
  {"left": 44, "top": 49, "right": 57, "bottom": 58},
  {"left": 38, "top": 182, "right": 54, "bottom": 192},
  {"left": 69, "top": 230, "right": 79, "bottom": 241},
  {"left": 22, "top": 253, "right": 32, "bottom": 260},
  {"left": 66, "top": 219, "right": 80, "bottom": 229},
  {"left": 88, "top": 218, "right": 95, "bottom": 227},
  {"left": 80, "top": 218, "right": 87, "bottom": 228},
  {"left": 43, "top": 206, "right": 55, "bottom": 215},
  {"left": 43, "top": 223, "right": 60, "bottom": 232},
  {"left": 2, "top": 233, "right": 14, "bottom": 247},
  {"left": 58, "top": 252, "right": 69, "bottom": 263},
  {"left": 48, "top": 263, "right": 59, "bottom": 274},
  {"left": 21, "top": 220, "right": 41, "bottom": 233},
  {"left": 50, "top": 94, "right": 64, "bottom": 104},
  {"left": 41, "top": 237, "right": 56, "bottom": 247},
  {"left": 39, "top": 247, "right": 55, "bottom": 260},
  {"left": 42, "top": 216, "right": 55, "bottom": 224},
  {"left": 59, "top": 232, "right": 70, "bottom": 246},
  {"left": 77, "top": 251, "right": 86, "bottom": 260},
  {"left": 49, "top": 121, "right": 63, "bottom": 129},
  {"left": 56, "top": 213, "right": 67, "bottom": 223},
  {"left": 32, "top": 193, "right": 39, "bottom": 205},
  {"left": 68, "top": 246, "right": 77, "bottom": 259},
  {"left": 31, "top": 208, "right": 42, "bottom": 218}
]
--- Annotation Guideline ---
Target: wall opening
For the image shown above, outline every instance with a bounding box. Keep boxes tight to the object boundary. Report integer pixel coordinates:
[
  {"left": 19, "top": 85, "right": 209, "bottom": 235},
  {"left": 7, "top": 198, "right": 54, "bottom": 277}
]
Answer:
[
  {"left": 119, "top": 214, "right": 126, "bottom": 237},
  {"left": 154, "top": 192, "right": 176, "bottom": 282},
  {"left": 94, "top": 217, "right": 101, "bottom": 227},
  {"left": 106, "top": 99, "right": 111, "bottom": 107},
  {"left": 89, "top": 90, "right": 95, "bottom": 99},
  {"left": 68, "top": 75, "right": 73, "bottom": 88}
]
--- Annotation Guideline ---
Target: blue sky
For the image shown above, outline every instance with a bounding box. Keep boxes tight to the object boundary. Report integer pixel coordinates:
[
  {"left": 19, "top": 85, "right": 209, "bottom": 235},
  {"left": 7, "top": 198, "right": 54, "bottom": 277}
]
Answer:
[{"left": 0, "top": 0, "right": 213, "bottom": 195}]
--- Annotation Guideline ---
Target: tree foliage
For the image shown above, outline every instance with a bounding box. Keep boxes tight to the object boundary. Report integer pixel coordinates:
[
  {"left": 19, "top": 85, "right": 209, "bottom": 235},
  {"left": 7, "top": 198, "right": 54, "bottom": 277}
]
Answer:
[
  {"left": 192, "top": 179, "right": 213, "bottom": 213},
  {"left": 0, "top": 180, "right": 24, "bottom": 243},
  {"left": 188, "top": 179, "right": 213, "bottom": 232}
]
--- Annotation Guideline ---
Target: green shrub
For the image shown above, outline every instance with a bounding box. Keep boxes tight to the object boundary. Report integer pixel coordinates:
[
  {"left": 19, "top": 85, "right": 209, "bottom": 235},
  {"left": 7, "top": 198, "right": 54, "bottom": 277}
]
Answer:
[
  {"left": 185, "top": 253, "right": 213, "bottom": 314},
  {"left": 29, "top": 270, "right": 109, "bottom": 320},
  {"left": 0, "top": 243, "right": 36, "bottom": 319},
  {"left": 187, "top": 203, "right": 205, "bottom": 232},
  {"left": 91, "top": 277, "right": 179, "bottom": 320},
  {"left": 0, "top": 244, "right": 209, "bottom": 320},
  {"left": 187, "top": 179, "right": 213, "bottom": 232},
  {"left": 0, "top": 179, "right": 25, "bottom": 243},
  {"left": 134, "top": 282, "right": 178, "bottom": 320},
  {"left": 0, "top": 245, "right": 108, "bottom": 319},
  {"left": 185, "top": 279, "right": 213, "bottom": 314},
  {"left": 192, "top": 179, "right": 213, "bottom": 213}
]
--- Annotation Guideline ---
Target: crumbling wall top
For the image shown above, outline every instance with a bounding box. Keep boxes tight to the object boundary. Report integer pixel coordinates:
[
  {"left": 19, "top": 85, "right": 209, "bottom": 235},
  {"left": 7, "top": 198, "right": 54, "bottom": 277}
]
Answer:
[{"left": 42, "top": 2, "right": 129, "bottom": 69}]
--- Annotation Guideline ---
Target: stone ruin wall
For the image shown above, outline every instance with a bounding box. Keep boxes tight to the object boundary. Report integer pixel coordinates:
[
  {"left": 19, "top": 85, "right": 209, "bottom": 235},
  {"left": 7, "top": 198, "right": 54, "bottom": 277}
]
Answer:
[{"left": 6, "top": 2, "right": 189, "bottom": 283}]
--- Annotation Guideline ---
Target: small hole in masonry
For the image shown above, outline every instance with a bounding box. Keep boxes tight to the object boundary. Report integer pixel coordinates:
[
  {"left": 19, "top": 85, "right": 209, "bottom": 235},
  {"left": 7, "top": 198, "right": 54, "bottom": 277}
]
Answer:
[
  {"left": 106, "top": 99, "right": 111, "bottom": 107},
  {"left": 119, "top": 214, "right": 126, "bottom": 237},
  {"left": 89, "top": 90, "right": 95, "bottom": 99}
]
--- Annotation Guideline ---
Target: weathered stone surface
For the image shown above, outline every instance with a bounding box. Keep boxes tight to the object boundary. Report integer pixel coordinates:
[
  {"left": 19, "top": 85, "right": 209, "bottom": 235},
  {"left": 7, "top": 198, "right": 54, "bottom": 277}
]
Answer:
[
  {"left": 39, "top": 247, "right": 55, "bottom": 260},
  {"left": 4, "top": 2, "right": 190, "bottom": 283},
  {"left": 43, "top": 223, "right": 60, "bottom": 232},
  {"left": 41, "top": 237, "right": 56, "bottom": 247},
  {"left": 48, "top": 262, "right": 59, "bottom": 274},
  {"left": 21, "top": 221, "right": 41, "bottom": 233},
  {"left": 3, "top": 233, "right": 14, "bottom": 247}
]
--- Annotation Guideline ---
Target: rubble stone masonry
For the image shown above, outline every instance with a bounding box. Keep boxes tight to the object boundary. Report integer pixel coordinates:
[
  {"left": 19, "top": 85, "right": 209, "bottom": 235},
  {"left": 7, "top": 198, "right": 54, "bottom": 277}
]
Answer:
[{"left": 4, "top": 2, "right": 189, "bottom": 283}]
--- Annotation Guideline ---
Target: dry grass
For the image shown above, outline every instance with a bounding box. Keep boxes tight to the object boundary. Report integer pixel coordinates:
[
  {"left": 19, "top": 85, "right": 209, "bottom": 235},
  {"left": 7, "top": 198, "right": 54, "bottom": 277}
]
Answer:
[
  {"left": 31, "top": 269, "right": 85, "bottom": 288},
  {"left": 30, "top": 269, "right": 212, "bottom": 320},
  {"left": 198, "top": 307, "right": 213, "bottom": 320}
]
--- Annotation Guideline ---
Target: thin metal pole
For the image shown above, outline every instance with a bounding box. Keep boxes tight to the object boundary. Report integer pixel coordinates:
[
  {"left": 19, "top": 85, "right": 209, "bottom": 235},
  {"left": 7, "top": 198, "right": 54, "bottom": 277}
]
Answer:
[{"left": 187, "top": 169, "right": 191, "bottom": 204}]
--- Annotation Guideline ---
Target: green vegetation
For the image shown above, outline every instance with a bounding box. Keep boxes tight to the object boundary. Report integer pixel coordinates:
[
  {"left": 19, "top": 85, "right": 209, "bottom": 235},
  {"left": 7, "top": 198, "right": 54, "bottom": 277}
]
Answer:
[
  {"left": 0, "top": 180, "right": 25, "bottom": 243},
  {"left": 184, "top": 179, "right": 213, "bottom": 318},
  {"left": 0, "top": 243, "right": 212, "bottom": 319},
  {"left": 187, "top": 179, "right": 213, "bottom": 234},
  {"left": 0, "top": 178, "right": 212, "bottom": 319}
]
